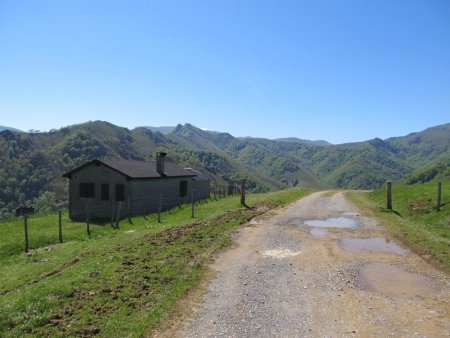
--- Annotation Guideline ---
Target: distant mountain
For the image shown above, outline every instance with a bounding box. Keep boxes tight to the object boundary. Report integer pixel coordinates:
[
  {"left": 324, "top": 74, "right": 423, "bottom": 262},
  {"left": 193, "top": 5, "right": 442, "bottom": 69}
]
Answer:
[
  {"left": 165, "top": 122, "right": 450, "bottom": 190},
  {"left": 169, "top": 123, "right": 235, "bottom": 153},
  {"left": 0, "top": 125, "right": 23, "bottom": 133},
  {"left": 273, "top": 137, "right": 331, "bottom": 146},
  {"left": 142, "top": 126, "right": 176, "bottom": 135},
  {"left": 1, "top": 120, "right": 450, "bottom": 218}
]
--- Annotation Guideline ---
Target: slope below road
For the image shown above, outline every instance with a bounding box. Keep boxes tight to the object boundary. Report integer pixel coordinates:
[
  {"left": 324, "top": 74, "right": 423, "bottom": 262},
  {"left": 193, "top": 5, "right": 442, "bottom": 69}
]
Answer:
[{"left": 172, "top": 191, "right": 449, "bottom": 337}]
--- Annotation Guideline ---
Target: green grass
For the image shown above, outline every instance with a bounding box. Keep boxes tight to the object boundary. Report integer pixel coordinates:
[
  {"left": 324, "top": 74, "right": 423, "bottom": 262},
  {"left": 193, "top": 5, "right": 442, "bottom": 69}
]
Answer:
[
  {"left": 0, "top": 188, "right": 313, "bottom": 337},
  {"left": 347, "top": 180, "right": 450, "bottom": 271}
]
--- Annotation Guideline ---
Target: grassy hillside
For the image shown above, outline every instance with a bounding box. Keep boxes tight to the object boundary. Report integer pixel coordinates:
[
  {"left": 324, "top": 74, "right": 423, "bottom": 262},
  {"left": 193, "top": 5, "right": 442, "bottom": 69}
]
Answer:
[
  {"left": 403, "top": 157, "right": 450, "bottom": 184},
  {"left": 386, "top": 123, "right": 450, "bottom": 166},
  {"left": 0, "top": 188, "right": 313, "bottom": 337},
  {"left": 348, "top": 180, "right": 450, "bottom": 271},
  {"left": 1, "top": 120, "right": 450, "bottom": 218}
]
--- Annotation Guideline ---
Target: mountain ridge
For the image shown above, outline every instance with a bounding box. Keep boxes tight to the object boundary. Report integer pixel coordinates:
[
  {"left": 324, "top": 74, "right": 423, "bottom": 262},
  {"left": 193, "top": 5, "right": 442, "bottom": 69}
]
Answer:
[
  {"left": 273, "top": 137, "right": 331, "bottom": 146},
  {"left": 0, "top": 125, "right": 23, "bottom": 133}
]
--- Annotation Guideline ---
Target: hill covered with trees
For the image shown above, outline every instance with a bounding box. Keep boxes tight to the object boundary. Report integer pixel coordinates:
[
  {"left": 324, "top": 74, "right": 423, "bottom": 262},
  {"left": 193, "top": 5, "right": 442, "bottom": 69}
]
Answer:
[{"left": 0, "top": 121, "right": 449, "bottom": 218}]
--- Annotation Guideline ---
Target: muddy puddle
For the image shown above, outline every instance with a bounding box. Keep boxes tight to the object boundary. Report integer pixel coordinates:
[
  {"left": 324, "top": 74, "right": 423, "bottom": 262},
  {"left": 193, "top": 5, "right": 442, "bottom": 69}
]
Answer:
[
  {"left": 309, "top": 228, "right": 329, "bottom": 237},
  {"left": 341, "top": 237, "right": 408, "bottom": 255},
  {"left": 358, "top": 262, "right": 438, "bottom": 297},
  {"left": 304, "top": 216, "right": 359, "bottom": 229},
  {"left": 262, "top": 249, "right": 301, "bottom": 259}
]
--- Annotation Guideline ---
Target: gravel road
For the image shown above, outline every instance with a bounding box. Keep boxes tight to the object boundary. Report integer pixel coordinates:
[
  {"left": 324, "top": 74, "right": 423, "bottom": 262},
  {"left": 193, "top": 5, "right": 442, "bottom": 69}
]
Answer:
[{"left": 175, "top": 191, "right": 450, "bottom": 337}]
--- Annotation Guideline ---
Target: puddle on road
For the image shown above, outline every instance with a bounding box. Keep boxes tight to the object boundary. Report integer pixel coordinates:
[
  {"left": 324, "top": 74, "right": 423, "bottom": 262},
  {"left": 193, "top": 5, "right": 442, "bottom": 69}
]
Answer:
[
  {"left": 341, "top": 237, "right": 408, "bottom": 255},
  {"left": 341, "top": 211, "right": 360, "bottom": 217},
  {"left": 309, "top": 228, "right": 329, "bottom": 238},
  {"left": 358, "top": 262, "right": 438, "bottom": 297},
  {"left": 262, "top": 249, "right": 301, "bottom": 259},
  {"left": 304, "top": 217, "right": 359, "bottom": 229}
]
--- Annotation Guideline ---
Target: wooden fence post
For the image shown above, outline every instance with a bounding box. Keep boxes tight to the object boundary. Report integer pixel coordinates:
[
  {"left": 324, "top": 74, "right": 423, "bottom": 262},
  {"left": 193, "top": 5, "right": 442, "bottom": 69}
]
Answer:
[
  {"left": 386, "top": 181, "right": 392, "bottom": 210},
  {"left": 115, "top": 202, "right": 122, "bottom": 228},
  {"left": 24, "top": 215, "right": 29, "bottom": 253},
  {"left": 437, "top": 181, "right": 442, "bottom": 211},
  {"left": 191, "top": 190, "right": 195, "bottom": 218},
  {"left": 86, "top": 206, "right": 91, "bottom": 237},
  {"left": 58, "top": 210, "right": 63, "bottom": 243},
  {"left": 128, "top": 196, "right": 132, "bottom": 223},
  {"left": 241, "top": 179, "right": 247, "bottom": 206},
  {"left": 111, "top": 202, "right": 115, "bottom": 225},
  {"left": 158, "top": 193, "right": 162, "bottom": 223}
]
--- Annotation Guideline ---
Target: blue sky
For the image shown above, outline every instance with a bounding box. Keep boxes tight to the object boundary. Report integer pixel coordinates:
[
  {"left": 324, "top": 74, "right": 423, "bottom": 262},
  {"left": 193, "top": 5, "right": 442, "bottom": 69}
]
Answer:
[{"left": 1, "top": 0, "right": 449, "bottom": 144}]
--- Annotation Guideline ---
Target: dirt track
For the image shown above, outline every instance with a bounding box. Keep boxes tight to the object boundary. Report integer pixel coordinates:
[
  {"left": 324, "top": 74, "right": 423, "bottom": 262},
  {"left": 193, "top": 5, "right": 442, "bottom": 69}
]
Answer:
[{"left": 174, "top": 191, "right": 450, "bottom": 337}]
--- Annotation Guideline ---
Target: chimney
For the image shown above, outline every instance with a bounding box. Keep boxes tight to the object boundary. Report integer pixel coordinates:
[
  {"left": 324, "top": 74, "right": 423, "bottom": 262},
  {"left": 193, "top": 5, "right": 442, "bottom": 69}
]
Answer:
[{"left": 156, "top": 152, "right": 166, "bottom": 174}]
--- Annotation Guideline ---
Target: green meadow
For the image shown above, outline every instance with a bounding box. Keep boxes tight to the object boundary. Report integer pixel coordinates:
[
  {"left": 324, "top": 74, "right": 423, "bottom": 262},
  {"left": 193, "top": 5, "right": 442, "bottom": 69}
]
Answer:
[
  {"left": 348, "top": 180, "right": 450, "bottom": 271},
  {"left": 0, "top": 189, "right": 313, "bottom": 337}
]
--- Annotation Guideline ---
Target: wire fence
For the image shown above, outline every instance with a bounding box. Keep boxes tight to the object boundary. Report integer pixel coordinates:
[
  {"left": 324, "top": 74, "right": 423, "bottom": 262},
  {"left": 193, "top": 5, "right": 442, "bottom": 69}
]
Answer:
[
  {"left": 14, "top": 184, "right": 245, "bottom": 255},
  {"left": 70, "top": 185, "right": 236, "bottom": 224}
]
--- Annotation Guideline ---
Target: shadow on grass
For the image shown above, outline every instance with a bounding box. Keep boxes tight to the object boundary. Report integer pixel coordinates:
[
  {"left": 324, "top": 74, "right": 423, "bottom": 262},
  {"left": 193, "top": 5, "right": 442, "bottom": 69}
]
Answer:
[
  {"left": 378, "top": 207, "right": 403, "bottom": 217},
  {"left": 241, "top": 203, "right": 254, "bottom": 210}
]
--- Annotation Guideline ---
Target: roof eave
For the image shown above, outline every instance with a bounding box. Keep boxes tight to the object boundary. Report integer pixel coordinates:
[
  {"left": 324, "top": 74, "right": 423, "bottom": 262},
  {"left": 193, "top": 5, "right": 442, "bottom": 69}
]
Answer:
[
  {"left": 62, "top": 159, "right": 132, "bottom": 180},
  {"left": 129, "top": 174, "right": 196, "bottom": 180}
]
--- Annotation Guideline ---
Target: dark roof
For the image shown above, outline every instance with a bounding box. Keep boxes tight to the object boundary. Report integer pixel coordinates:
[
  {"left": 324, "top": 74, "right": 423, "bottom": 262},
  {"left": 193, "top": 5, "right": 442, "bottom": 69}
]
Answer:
[
  {"left": 63, "top": 159, "right": 196, "bottom": 179},
  {"left": 184, "top": 168, "right": 210, "bottom": 181}
]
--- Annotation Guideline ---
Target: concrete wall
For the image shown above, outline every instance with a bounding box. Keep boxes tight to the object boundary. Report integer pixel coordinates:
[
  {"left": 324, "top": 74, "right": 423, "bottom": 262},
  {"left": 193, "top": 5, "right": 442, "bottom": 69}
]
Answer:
[
  {"left": 68, "top": 162, "right": 129, "bottom": 221},
  {"left": 129, "top": 177, "right": 210, "bottom": 216},
  {"left": 67, "top": 162, "right": 210, "bottom": 222}
]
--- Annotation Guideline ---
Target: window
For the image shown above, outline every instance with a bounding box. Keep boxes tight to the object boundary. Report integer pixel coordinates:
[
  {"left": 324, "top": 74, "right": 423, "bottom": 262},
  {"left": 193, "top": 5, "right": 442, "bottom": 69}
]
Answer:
[
  {"left": 101, "top": 184, "right": 109, "bottom": 201},
  {"left": 116, "top": 184, "right": 125, "bottom": 202},
  {"left": 179, "top": 181, "right": 187, "bottom": 197},
  {"left": 80, "top": 183, "right": 95, "bottom": 198}
]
